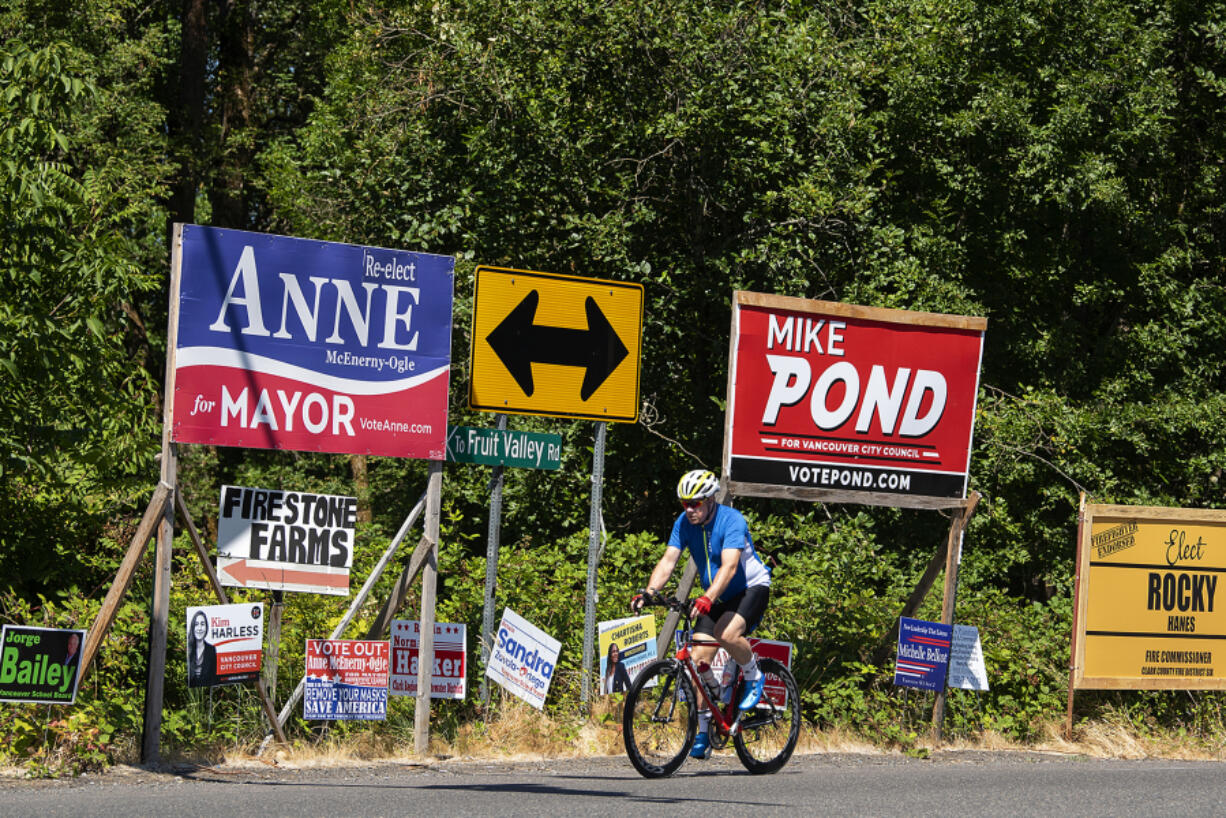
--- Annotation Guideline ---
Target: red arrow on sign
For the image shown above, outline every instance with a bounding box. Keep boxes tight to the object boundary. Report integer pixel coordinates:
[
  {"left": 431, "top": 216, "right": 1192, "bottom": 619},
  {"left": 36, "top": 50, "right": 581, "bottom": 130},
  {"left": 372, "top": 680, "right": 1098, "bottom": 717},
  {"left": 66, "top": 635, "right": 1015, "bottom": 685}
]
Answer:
[{"left": 220, "top": 559, "right": 348, "bottom": 590}]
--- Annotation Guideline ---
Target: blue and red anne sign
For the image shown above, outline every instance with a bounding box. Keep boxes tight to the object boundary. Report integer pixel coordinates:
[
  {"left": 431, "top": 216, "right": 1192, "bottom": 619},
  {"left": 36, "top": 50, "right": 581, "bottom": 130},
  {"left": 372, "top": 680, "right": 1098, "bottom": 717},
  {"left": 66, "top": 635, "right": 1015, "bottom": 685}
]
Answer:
[{"left": 171, "top": 225, "right": 455, "bottom": 459}]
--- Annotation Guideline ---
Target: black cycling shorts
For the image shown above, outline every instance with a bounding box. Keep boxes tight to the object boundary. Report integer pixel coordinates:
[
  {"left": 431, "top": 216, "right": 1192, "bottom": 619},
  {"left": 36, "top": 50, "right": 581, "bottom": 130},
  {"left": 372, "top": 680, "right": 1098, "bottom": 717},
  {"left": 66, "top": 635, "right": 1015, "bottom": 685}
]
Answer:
[{"left": 694, "top": 585, "right": 770, "bottom": 638}]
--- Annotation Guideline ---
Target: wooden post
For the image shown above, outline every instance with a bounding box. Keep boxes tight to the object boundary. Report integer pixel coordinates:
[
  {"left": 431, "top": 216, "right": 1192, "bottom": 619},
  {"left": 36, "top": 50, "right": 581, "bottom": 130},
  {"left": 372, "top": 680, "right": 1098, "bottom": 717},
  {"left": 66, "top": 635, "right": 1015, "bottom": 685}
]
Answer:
[
  {"left": 79, "top": 482, "right": 171, "bottom": 685},
  {"left": 655, "top": 559, "right": 697, "bottom": 659},
  {"left": 141, "top": 225, "right": 185, "bottom": 765},
  {"left": 870, "top": 542, "right": 949, "bottom": 666},
  {"left": 931, "top": 492, "right": 980, "bottom": 743},
  {"left": 364, "top": 533, "right": 437, "bottom": 639},
  {"left": 266, "top": 591, "right": 283, "bottom": 701},
  {"left": 1065, "top": 492, "right": 1088, "bottom": 740},
  {"left": 141, "top": 444, "right": 175, "bottom": 765},
  {"left": 414, "top": 461, "right": 443, "bottom": 754}
]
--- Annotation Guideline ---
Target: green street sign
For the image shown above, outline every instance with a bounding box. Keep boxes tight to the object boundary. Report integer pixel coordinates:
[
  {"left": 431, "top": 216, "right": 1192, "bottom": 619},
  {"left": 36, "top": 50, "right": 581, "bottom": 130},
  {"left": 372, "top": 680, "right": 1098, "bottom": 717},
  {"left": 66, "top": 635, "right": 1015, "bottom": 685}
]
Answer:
[{"left": 446, "top": 426, "right": 562, "bottom": 470}]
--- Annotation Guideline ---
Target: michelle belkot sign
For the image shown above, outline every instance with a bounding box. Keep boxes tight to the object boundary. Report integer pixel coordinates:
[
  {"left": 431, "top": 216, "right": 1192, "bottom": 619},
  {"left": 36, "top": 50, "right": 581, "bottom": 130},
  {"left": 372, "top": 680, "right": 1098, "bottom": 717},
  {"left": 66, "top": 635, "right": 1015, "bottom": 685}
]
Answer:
[{"left": 170, "top": 224, "right": 455, "bottom": 459}]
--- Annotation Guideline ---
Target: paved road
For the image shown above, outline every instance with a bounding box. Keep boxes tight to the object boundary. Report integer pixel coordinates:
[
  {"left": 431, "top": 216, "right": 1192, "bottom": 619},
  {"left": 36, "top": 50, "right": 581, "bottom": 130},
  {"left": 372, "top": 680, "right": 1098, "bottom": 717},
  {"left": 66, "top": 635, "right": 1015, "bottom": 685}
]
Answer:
[{"left": 3, "top": 751, "right": 1225, "bottom": 816}]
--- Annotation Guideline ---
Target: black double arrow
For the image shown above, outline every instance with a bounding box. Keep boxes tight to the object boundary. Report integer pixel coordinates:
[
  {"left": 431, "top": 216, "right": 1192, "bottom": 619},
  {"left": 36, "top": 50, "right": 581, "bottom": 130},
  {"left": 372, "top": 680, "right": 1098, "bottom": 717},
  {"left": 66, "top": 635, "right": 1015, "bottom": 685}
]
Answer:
[{"left": 486, "top": 290, "right": 629, "bottom": 401}]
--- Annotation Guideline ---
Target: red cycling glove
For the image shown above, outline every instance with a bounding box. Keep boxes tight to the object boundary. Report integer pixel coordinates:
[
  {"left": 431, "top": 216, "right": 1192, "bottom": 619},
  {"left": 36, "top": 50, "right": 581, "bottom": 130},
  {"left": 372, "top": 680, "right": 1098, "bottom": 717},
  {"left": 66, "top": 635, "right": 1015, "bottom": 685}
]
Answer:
[{"left": 690, "top": 595, "right": 712, "bottom": 619}]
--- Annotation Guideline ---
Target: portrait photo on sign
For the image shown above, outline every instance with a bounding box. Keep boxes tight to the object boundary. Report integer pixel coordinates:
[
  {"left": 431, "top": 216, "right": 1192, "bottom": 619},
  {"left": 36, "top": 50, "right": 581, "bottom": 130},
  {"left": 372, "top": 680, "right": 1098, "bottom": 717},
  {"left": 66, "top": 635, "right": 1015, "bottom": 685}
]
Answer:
[
  {"left": 597, "top": 615, "right": 657, "bottom": 694},
  {"left": 185, "top": 602, "right": 264, "bottom": 688}
]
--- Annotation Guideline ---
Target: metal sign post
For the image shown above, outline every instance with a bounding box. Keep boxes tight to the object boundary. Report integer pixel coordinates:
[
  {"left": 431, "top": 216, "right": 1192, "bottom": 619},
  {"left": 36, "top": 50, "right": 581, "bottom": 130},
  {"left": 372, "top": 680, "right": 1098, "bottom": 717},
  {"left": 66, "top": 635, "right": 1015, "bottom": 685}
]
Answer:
[
  {"left": 479, "top": 414, "right": 508, "bottom": 705},
  {"left": 466, "top": 266, "right": 642, "bottom": 706},
  {"left": 581, "top": 422, "right": 607, "bottom": 704}
]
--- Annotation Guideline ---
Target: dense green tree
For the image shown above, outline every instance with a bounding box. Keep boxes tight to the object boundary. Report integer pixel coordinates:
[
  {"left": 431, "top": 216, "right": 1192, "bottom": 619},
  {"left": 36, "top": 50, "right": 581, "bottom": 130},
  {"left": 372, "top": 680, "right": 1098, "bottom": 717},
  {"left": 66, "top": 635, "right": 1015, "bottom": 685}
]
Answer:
[
  {"left": 2, "top": 0, "right": 1226, "bottom": 756},
  {"left": 0, "top": 6, "right": 174, "bottom": 594}
]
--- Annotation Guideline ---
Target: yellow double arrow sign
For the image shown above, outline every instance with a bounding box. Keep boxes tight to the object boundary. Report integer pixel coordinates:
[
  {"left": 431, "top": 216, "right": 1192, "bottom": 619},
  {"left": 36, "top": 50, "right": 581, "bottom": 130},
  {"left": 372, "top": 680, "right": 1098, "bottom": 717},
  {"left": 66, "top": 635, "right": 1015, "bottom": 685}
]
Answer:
[{"left": 468, "top": 266, "right": 643, "bottom": 423}]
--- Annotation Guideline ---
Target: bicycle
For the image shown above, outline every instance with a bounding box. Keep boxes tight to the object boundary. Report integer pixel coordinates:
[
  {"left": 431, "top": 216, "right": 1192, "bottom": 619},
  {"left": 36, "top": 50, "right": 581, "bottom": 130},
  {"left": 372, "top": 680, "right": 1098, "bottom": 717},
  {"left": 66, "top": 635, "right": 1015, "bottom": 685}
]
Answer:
[{"left": 622, "top": 591, "right": 801, "bottom": 777}]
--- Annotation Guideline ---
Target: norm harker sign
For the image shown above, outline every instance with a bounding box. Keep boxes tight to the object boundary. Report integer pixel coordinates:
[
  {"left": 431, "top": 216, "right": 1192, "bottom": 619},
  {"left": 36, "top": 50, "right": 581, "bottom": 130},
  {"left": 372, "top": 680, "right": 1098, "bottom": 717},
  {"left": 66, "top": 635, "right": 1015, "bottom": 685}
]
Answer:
[
  {"left": 723, "top": 291, "right": 986, "bottom": 509},
  {"left": 217, "top": 484, "right": 357, "bottom": 596}
]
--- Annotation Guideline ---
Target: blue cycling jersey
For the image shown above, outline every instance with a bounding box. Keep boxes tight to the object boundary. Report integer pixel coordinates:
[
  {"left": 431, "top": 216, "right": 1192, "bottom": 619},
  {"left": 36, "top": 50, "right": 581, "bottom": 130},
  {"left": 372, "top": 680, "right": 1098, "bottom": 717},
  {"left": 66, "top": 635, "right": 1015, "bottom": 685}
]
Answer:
[{"left": 667, "top": 504, "right": 770, "bottom": 602}]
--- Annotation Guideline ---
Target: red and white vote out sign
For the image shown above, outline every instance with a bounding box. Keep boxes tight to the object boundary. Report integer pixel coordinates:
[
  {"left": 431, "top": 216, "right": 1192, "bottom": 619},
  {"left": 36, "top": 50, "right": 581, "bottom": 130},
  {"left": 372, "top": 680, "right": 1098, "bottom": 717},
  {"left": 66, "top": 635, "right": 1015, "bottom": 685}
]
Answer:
[{"left": 724, "top": 291, "right": 986, "bottom": 508}]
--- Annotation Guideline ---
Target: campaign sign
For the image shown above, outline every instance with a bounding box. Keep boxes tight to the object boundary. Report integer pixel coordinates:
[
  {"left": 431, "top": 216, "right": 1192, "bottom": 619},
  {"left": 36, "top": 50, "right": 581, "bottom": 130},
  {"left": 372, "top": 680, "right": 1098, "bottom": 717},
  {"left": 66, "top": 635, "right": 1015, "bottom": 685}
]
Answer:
[
  {"left": 389, "top": 620, "right": 467, "bottom": 700},
  {"left": 185, "top": 603, "right": 263, "bottom": 688},
  {"left": 486, "top": 608, "right": 560, "bottom": 710},
  {"left": 0, "top": 626, "right": 86, "bottom": 704},
  {"left": 948, "top": 623, "right": 989, "bottom": 691},
  {"left": 304, "top": 639, "right": 389, "bottom": 720},
  {"left": 893, "top": 617, "right": 952, "bottom": 692},
  {"left": 724, "top": 291, "right": 986, "bottom": 507},
  {"left": 597, "top": 615, "right": 657, "bottom": 695},
  {"left": 216, "top": 485, "right": 356, "bottom": 596},
  {"left": 171, "top": 224, "right": 455, "bottom": 459},
  {"left": 689, "top": 637, "right": 793, "bottom": 708}
]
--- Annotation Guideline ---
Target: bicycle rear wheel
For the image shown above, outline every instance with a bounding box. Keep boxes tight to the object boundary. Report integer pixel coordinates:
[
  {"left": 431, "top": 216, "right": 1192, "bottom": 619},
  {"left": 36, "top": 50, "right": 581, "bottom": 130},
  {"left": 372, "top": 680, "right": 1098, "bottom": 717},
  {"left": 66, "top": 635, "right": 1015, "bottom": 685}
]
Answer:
[
  {"left": 732, "top": 657, "right": 801, "bottom": 774},
  {"left": 623, "top": 658, "right": 697, "bottom": 778}
]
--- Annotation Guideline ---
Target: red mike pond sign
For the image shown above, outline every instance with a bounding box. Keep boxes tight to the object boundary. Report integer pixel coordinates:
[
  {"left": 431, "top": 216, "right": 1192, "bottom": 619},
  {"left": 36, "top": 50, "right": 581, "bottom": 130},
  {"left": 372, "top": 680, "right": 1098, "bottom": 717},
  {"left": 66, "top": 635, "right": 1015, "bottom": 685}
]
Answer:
[{"left": 723, "top": 292, "right": 986, "bottom": 509}]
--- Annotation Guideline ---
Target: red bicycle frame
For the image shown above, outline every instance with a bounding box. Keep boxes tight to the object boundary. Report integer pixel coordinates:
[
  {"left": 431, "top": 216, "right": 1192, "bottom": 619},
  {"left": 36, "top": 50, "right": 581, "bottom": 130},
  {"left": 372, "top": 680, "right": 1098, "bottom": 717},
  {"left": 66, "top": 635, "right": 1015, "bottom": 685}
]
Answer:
[{"left": 675, "top": 638, "right": 742, "bottom": 737}]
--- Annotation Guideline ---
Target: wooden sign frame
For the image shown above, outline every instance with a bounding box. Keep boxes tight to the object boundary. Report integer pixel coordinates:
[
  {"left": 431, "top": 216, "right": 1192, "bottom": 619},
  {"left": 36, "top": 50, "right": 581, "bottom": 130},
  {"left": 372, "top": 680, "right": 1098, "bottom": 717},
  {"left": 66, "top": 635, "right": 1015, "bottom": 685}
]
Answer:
[
  {"left": 1070, "top": 496, "right": 1226, "bottom": 692},
  {"left": 722, "top": 291, "right": 986, "bottom": 511}
]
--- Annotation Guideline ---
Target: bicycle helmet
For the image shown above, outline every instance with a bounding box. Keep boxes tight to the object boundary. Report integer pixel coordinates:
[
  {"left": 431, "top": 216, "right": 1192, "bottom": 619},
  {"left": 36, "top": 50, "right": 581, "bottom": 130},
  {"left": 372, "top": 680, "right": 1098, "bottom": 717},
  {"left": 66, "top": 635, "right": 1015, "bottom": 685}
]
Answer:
[{"left": 677, "top": 469, "right": 720, "bottom": 501}]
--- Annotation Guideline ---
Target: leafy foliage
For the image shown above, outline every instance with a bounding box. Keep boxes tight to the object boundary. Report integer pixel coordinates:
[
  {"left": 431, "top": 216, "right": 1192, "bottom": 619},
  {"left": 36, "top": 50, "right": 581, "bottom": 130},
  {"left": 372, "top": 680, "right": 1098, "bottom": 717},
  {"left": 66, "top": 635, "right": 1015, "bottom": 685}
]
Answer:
[{"left": 3, "top": 0, "right": 1226, "bottom": 769}]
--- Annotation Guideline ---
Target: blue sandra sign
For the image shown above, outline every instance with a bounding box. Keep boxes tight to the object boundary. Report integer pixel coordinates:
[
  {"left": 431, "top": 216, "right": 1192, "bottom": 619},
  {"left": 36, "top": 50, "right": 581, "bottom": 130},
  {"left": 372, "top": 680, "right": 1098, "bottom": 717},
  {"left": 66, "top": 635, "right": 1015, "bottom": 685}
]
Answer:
[
  {"left": 893, "top": 616, "right": 953, "bottom": 692},
  {"left": 486, "top": 608, "right": 560, "bottom": 709}
]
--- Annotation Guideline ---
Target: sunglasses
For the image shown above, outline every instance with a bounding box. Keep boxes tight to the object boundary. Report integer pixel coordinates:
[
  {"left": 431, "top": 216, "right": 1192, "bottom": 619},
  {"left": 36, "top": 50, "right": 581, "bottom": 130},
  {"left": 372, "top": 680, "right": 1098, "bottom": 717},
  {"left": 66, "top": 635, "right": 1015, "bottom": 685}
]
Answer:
[{"left": 680, "top": 498, "right": 705, "bottom": 509}]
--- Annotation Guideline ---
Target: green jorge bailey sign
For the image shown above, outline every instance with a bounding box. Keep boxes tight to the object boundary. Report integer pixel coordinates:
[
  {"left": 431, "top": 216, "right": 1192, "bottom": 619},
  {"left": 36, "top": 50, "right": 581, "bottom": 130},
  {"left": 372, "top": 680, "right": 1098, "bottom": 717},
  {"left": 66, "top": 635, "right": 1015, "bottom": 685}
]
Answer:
[
  {"left": 446, "top": 426, "right": 562, "bottom": 470},
  {"left": 0, "top": 625, "right": 86, "bottom": 705}
]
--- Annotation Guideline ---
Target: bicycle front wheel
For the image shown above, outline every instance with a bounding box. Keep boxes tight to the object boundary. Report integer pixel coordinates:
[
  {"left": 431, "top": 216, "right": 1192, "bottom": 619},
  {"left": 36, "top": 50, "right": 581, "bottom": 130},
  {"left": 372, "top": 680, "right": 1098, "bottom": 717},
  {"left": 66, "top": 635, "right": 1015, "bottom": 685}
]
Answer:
[
  {"left": 623, "top": 658, "right": 697, "bottom": 778},
  {"left": 733, "top": 657, "right": 801, "bottom": 774}
]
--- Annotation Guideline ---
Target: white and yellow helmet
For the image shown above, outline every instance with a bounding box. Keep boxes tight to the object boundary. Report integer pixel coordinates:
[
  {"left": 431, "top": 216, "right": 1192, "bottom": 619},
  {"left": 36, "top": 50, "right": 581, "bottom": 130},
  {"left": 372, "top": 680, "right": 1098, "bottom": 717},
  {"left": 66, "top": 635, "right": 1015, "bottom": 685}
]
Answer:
[{"left": 677, "top": 469, "right": 720, "bottom": 502}]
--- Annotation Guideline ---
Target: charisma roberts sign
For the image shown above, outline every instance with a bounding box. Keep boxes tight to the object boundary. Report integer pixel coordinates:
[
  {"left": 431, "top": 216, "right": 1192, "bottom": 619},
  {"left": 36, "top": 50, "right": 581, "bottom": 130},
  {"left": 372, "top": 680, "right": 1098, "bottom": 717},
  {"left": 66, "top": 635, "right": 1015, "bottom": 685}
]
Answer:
[
  {"left": 723, "top": 291, "right": 986, "bottom": 509},
  {"left": 169, "top": 224, "right": 455, "bottom": 459}
]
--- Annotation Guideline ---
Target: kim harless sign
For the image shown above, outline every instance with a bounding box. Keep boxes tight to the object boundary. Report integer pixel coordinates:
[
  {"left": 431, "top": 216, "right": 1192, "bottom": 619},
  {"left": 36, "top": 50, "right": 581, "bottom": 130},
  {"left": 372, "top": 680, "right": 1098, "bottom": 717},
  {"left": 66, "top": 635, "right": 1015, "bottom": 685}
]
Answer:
[
  {"left": 169, "top": 224, "right": 455, "bottom": 459},
  {"left": 723, "top": 291, "right": 986, "bottom": 509}
]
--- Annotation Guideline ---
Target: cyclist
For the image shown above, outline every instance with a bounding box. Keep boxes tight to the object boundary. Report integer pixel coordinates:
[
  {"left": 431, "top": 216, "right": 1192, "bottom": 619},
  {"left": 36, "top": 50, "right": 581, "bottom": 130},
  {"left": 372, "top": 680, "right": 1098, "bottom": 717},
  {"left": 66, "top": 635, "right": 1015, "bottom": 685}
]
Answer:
[{"left": 631, "top": 469, "right": 771, "bottom": 760}]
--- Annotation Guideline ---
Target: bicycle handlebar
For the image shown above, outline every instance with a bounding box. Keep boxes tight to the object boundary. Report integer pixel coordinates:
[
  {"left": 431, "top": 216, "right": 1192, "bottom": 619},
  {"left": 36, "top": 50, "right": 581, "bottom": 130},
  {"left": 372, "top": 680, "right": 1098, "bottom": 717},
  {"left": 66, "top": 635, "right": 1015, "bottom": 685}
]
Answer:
[{"left": 637, "top": 590, "right": 692, "bottom": 615}]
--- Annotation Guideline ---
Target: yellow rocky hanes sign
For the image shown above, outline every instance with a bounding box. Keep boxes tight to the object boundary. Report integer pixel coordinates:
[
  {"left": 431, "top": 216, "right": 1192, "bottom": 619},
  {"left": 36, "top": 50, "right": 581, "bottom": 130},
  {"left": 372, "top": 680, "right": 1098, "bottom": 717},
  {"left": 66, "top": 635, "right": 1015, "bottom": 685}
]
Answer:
[{"left": 1075, "top": 502, "right": 1226, "bottom": 690}]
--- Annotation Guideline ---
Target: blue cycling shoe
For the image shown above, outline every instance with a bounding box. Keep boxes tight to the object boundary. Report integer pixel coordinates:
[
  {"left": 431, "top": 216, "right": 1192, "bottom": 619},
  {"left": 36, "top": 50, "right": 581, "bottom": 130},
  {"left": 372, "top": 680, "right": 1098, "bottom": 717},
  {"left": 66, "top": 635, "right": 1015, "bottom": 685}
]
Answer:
[
  {"left": 738, "top": 674, "right": 766, "bottom": 710},
  {"left": 689, "top": 731, "right": 712, "bottom": 759}
]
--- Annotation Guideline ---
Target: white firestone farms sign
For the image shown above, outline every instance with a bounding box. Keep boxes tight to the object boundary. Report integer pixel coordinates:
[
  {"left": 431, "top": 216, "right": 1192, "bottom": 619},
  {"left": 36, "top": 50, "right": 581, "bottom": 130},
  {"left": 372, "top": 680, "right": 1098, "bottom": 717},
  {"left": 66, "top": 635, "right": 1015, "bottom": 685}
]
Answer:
[{"left": 216, "top": 484, "right": 357, "bottom": 596}]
